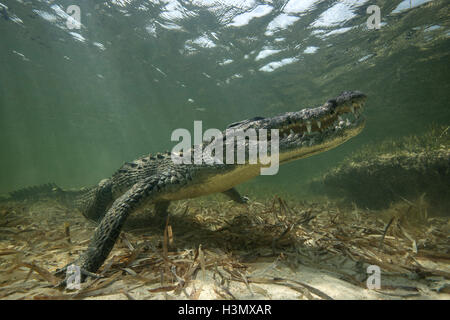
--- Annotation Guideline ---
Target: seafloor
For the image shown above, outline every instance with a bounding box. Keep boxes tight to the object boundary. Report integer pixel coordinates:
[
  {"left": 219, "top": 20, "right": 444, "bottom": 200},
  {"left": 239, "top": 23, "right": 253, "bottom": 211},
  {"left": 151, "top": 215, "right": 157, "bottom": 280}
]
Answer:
[{"left": 0, "top": 195, "right": 448, "bottom": 300}]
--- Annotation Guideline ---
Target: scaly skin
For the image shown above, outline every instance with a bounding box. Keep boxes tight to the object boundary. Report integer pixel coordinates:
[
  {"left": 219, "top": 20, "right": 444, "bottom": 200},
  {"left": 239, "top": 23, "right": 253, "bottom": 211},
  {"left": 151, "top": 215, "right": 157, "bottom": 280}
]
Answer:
[{"left": 8, "top": 91, "right": 368, "bottom": 280}]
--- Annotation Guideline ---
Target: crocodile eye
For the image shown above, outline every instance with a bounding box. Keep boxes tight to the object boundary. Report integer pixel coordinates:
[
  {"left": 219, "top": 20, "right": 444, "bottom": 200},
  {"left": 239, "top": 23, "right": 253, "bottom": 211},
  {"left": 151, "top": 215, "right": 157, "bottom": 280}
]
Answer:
[{"left": 327, "top": 99, "right": 337, "bottom": 109}]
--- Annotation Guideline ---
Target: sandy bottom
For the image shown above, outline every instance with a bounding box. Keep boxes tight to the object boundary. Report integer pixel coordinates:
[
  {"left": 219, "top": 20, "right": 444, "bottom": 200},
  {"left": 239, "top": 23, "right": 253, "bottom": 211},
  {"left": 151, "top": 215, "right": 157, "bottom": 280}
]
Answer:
[{"left": 0, "top": 196, "right": 449, "bottom": 300}]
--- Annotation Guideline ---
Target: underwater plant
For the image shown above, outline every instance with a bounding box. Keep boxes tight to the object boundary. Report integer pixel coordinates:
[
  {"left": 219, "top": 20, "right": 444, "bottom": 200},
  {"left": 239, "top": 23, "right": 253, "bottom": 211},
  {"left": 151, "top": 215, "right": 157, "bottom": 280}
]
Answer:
[
  {"left": 309, "top": 125, "right": 450, "bottom": 215},
  {"left": 347, "top": 124, "right": 449, "bottom": 162}
]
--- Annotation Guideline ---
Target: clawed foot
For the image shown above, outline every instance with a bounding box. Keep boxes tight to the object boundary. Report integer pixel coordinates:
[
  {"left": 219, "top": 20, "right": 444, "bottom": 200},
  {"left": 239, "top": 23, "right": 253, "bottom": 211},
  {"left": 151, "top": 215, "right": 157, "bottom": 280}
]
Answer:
[
  {"left": 240, "top": 196, "right": 250, "bottom": 204},
  {"left": 54, "top": 262, "right": 103, "bottom": 289}
]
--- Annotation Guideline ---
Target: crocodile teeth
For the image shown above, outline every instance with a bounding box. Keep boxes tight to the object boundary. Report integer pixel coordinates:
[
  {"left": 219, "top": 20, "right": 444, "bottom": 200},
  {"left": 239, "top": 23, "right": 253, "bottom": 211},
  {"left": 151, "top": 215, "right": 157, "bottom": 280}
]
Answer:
[
  {"left": 317, "top": 121, "right": 321, "bottom": 129},
  {"left": 306, "top": 122, "right": 312, "bottom": 133}
]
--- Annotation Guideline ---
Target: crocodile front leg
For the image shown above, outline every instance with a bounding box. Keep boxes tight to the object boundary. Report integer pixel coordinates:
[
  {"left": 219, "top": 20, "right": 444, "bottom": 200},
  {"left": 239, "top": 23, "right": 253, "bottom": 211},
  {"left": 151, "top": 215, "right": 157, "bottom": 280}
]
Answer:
[
  {"left": 222, "top": 188, "right": 249, "bottom": 204},
  {"left": 60, "top": 178, "right": 159, "bottom": 279},
  {"left": 154, "top": 200, "right": 171, "bottom": 219}
]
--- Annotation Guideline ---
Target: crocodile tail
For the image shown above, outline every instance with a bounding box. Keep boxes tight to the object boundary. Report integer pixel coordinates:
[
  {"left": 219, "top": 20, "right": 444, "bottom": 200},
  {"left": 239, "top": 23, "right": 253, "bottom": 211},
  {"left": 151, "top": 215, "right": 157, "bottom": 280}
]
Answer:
[
  {"left": 7, "top": 183, "right": 63, "bottom": 201},
  {"left": 4, "top": 183, "right": 91, "bottom": 206},
  {"left": 3, "top": 181, "right": 113, "bottom": 223}
]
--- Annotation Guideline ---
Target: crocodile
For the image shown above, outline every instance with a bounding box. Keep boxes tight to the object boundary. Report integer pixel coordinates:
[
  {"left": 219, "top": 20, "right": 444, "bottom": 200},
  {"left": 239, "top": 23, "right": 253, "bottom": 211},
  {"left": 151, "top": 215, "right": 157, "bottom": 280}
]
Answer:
[{"left": 6, "top": 91, "right": 367, "bottom": 281}]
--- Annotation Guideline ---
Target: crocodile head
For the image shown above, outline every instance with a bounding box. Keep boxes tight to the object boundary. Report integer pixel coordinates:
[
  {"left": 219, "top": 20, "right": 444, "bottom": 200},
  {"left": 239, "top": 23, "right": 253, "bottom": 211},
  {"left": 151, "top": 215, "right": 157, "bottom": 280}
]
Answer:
[{"left": 226, "top": 91, "right": 367, "bottom": 165}]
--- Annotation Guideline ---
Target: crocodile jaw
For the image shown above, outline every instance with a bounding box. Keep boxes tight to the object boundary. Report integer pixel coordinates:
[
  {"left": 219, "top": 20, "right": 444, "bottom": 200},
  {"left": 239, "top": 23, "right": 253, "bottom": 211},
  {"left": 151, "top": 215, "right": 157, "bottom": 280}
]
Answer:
[
  {"left": 224, "top": 91, "right": 367, "bottom": 166},
  {"left": 182, "top": 91, "right": 368, "bottom": 195},
  {"left": 165, "top": 111, "right": 366, "bottom": 200},
  {"left": 278, "top": 112, "right": 366, "bottom": 165}
]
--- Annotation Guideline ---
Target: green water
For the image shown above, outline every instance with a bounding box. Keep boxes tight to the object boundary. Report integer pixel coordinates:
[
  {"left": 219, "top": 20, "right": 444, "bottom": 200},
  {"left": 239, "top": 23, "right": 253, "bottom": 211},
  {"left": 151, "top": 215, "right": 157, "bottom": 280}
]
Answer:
[{"left": 0, "top": 0, "right": 449, "bottom": 200}]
